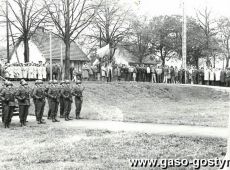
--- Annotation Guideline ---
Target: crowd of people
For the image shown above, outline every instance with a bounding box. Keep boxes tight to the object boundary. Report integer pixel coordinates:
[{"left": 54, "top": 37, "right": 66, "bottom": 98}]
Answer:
[
  {"left": 0, "top": 62, "right": 63, "bottom": 81},
  {"left": 0, "top": 79, "right": 84, "bottom": 128},
  {"left": 0, "top": 61, "right": 230, "bottom": 87},
  {"left": 77, "top": 63, "right": 230, "bottom": 87}
]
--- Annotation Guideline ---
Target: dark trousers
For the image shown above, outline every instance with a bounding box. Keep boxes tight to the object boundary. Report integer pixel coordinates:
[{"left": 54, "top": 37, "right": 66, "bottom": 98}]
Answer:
[
  {"left": 75, "top": 97, "right": 82, "bottom": 118},
  {"left": 50, "top": 101, "right": 59, "bottom": 119},
  {"left": 47, "top": 99, "right": 51, "bottom": 118},
  {"left": 59, "top": 98, "right": 64, "bottom": 117},
  {"left": 2, "top": 103, "right": 6, "bottom": 122},
  {"left": 47, "top": 73, "right": 50, "bottom": 81},
  {"left": 3, "top": 105, "right": 14, "bottom": 126},
  {"left": 33, "top": 98, "right": 38, "bottom": 120},
  {"left": 34, "top": 100, "right": 45, "bottom": 121},
  {"left": 146, "top": 73, "right": 151, "bottom": 82},
  {"left": 157, "top": 74, "right": 162, "bottom": 83},
  {"left": 19, "top": 105, "right": 29, "bottom": 124},
  {"left": 63, "top": 99, "right": 72, "bottom": 117}
]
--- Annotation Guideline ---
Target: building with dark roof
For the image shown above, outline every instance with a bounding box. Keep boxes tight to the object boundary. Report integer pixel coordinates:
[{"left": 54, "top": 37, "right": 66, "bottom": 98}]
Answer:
[{"left": 32, "top": 29, "right": 89, "bottom": 71}]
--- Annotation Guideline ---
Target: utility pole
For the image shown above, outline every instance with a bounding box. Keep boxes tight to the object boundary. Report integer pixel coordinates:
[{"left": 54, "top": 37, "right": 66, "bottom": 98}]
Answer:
[
  {"left": 182, "top": 1, "right": 187, "bottom": 83},
  {"left": 6, "top": 0, "right": 10, "bottom": 63},
  {"left": 99, "top": 27, "right": 102, "bottom": 48},
  {"left": 50, "top": 32, "right": 52, "bottom": 81}
]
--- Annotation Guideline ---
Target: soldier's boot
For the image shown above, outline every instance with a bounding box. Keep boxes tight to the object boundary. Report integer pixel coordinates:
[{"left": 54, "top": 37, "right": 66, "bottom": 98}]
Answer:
[
  {"left": 54, "top": 117, "right": 60, "bottom": 122},
  {"left": 7, "top": 123, "right": 10, "bottom": 128},
  {"left": 67, "top": 115, "right": 72, "bottom": 120},
  {"left": 37, "top": 118, "right": 42, "bottom": 124},
  {"left": 23, "top": 121, "right": 26, "bottom": 126},
  {"left": 52, "top": 116, "right": 56, "bottom": 122},
  {"left": 40, "top": 118, "right": 46, "bottom": 124},
  {"left": 65, "top": 115, "right": 69, "bottom": 121},
  {"left": 4, "top": 123, "right": 7, "bottom": 128}
]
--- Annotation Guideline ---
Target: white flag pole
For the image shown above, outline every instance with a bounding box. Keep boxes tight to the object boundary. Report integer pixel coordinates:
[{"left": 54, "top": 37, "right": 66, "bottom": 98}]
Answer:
[{"left": 182, "top": 1, "right": 187, "bottom": 83}]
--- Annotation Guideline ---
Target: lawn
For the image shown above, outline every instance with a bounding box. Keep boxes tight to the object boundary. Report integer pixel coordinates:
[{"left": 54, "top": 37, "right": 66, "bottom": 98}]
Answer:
[
  {"left": 81, "top": 81, "right": 230, "bottom": 127},
  {"left": 4, "top": 81, "right": 230, "bottom": 127},
  {"left": 0, "top": 124, "right": 227, "bottom": 170}
]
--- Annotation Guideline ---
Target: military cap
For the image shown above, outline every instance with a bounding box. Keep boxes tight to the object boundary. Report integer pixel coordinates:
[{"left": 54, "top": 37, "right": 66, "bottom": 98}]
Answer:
[
  {"left": 53, "top": 80, "right": 58, "bottom": 84},
  {"left": 21, "top": 80, "right": 28, "bottom": 86},
  {"left": 4, "top": 80, "right": 9, "bottom": 86},
  {"left": 20, "top": 79, "right": 26, "bottom": 84},
  {"left": 76, "top": 80, "right": 82, "bottom": 84},
  {"left": 65, "top": 80, "right": 70, "bottom": 84},
  {"left": 7, "top": 81, "right": 13, "bottom": 86},
  {"left": 60, "top": 81, "right": 65, "bottom": 85},
  {"left": 48, "top": 80, "right": 53, "bottom": 84},
  {"left": 35, "top": 80, "right": 40, "bottom": 84}
]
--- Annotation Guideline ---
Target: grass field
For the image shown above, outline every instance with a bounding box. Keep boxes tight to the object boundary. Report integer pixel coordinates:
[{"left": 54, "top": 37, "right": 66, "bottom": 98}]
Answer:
[
  {"left": 0, "top": 124, "right": 227, "bottom": 170},
  {"left": 0, "top": 81, "right": 229, "bottom": 170},
  {"left": 6, "top": 81, "right": 230, "bottom": 127},
  {"left": 80, "top": 81, "right": 230, "bottom": 127}
]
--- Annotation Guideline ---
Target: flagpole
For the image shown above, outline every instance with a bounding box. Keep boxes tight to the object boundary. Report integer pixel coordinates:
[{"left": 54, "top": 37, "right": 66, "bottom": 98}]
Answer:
[
  {"left": 182, "top": 1, "right": 187, "bottom": 83},
  {"left": 60, "top": 43, "right": 63, "bottom": 80},
  {"left": 6, "top": 0, "right": 9, "bottom": 63},
  {"left": 49, "top": 32, "right": 52, "bottom": 81}
]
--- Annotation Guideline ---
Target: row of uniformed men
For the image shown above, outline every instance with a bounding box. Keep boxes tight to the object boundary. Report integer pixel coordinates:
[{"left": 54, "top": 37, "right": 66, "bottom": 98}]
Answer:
[{"left": 0, "top": 79, "right": 84, "bottom": 128}]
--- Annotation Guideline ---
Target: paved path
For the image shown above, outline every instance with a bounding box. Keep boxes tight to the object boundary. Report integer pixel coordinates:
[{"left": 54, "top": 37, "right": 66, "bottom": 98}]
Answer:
[{"left": 9, "top": 116, "right": 229, "bottom": 139}]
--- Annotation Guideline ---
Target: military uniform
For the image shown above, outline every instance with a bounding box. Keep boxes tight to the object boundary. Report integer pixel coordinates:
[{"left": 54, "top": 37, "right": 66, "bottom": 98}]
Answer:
[
  {"left": 47, "top": 80, "right": 60, "bottom": 122},
  {"left": 33, "top": 80, "right": 46, "bottom": 124},
  {"left": 0, "top": 83, "right": 7, "bottom": 123},
  {"left": 0, "top": 82, "right": 16, "bottom": 128},
  {"left": 72, "top": 80, "right": 84, "bottom": 119},
  {"left": 15, "top": 80, "right": 30, "bottom": 126},
  {"left": 59, "top": 81, "right": 65, "bottom": 118},
  {"left": 61, "top": 80, "right": 72, "bottom": 121},
  {"left": 45, "top": 81, "right": 52, "bottom": 119}
]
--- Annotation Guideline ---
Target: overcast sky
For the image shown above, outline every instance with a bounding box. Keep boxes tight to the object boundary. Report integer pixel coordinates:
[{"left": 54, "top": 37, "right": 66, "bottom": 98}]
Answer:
[
  {"left": 0, "top": 0, "right": 230, "bottom": 47},
  {"left": 137, "top": 0, "right": 230, "bottom": 17}
]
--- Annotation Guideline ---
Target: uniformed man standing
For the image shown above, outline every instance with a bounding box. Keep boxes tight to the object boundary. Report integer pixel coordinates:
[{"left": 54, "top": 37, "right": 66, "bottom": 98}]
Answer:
[
  {"left": 59, "top": 81, "right": 65, "bottom": 118},
  {"left": 15, "top": 80, "right": 30, "bottom": 126},
  {"left": 47, "top": 80, "right": 60, "bottom": 122},
  {"left": 0, "top": 81, "right": 7, "bottom": 123},
  {"left": 0, "top": 81, "right": 16, "bottom": 128},
  {"left": 45, "top": 80, "right": 52, "bottom": 119},
  {"left": 61, "top": 80, "right": 73, "bottom": 121},
  {"left": 72, "top": 80, "right": 85, "bottom": 119},
  {"left": 33, "top": 80, "right": 46, "bottom": 124},
  {"left": 32, "top": 80, "right": 39, "bottom": 121}
]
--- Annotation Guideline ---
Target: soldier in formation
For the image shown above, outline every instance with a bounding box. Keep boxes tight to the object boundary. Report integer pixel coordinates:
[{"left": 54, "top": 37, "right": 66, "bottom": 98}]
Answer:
[
  {"left": 32, "top": 80, "right": 46, "bottom": 124},
  {"left": 0, "top": 81, "right": 16, "bottom": 128},
  {"left": 72, "top": 79, "right": 85, "bottom": 119},
  {"left": 0, "top": 79, "right": 85, "bottom": 128},
  {"left": 15, "top": 80, "right": 31, "bottom": 126}
]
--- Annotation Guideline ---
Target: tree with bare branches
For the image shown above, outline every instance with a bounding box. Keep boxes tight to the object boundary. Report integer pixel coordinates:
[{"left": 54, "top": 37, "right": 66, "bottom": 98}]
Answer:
[
  {"left": 44, "top": 0, "right": 101, "bottom": 79},
  {"left": 0, "top": 0, "right": 47, "bottom": 62},
  {"left": 87, "top": 0, "right": 133, "bottom": 61},
  {"left": 217, "top": 17, "right": 230, "bottom": 68},
  {"left": 196, "top": 6, "right": 218, "bottom": 67}
]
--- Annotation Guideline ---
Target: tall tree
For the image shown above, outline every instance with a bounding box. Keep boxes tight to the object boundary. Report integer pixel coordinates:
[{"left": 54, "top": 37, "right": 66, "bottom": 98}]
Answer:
[
  {"left": 87, "top": 0, "right": 132, "bottom": 62},
  {"left": 1, "top": 0, "right": 47, "bottom": 62},
  {"left": 147, "top": 15, "right": 182, "bottom": 66},
  {"left": 196, "top": 6, "right": 218, "bottom": 67},
  {"left": 127, "top": 16, "right": 150, "bottom": 63},
  {"left": 217, "top": 17, "right": 230, "bottom": 68},
  {"left": 44, "top": 0, "right": 100, "bottom": 79}
]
